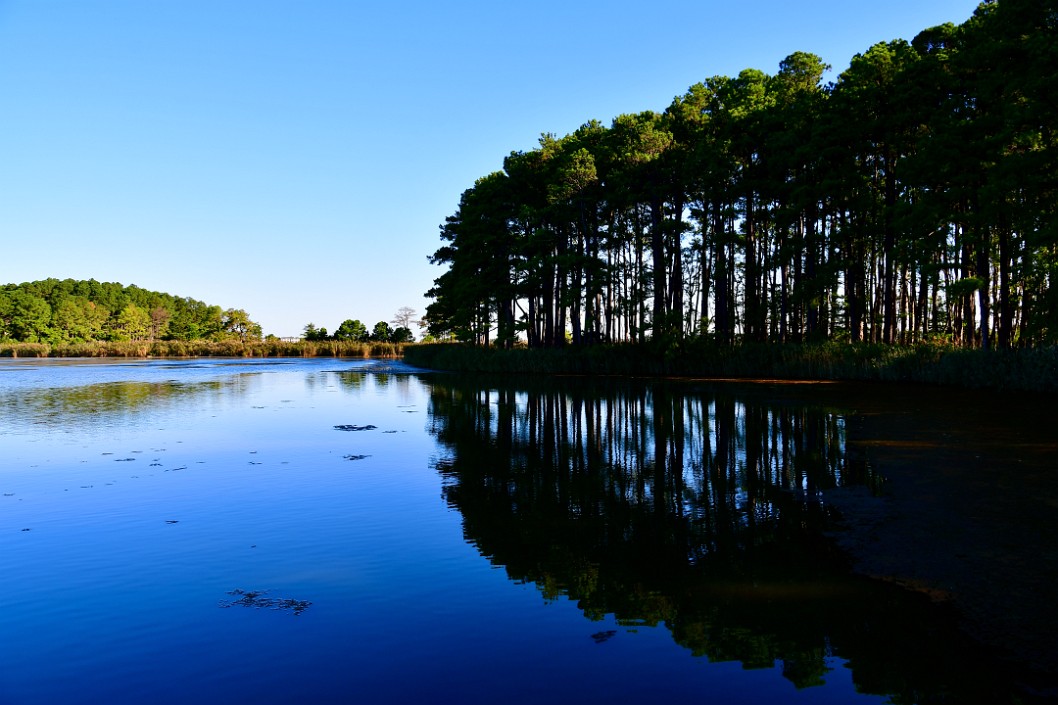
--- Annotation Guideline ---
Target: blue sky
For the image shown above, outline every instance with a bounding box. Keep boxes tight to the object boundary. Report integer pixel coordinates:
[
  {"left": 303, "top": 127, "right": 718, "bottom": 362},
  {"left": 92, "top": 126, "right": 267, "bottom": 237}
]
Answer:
[{"left": 0, "top": 0, "right": 982, "bottom": 338}]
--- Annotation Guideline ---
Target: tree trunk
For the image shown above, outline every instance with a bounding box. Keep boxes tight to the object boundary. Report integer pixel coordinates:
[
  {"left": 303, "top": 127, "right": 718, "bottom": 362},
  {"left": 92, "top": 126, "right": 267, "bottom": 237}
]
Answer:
[
  {"left": 713, "top": 201, "right": 730, "bottom": 344},
  {"left": 650, "top": 196, "right": 667, "bottom": 339}
]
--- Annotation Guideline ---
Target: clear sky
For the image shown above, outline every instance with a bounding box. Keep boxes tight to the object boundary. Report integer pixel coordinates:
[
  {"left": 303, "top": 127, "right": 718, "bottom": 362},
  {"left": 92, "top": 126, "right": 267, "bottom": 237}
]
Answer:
[{"left": 0, "top": 0, "right": 982, "bottom": 338}]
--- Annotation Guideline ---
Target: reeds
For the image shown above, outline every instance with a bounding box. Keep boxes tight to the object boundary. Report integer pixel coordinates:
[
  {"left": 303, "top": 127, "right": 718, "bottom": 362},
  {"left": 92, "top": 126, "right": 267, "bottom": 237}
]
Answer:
[
  {"left": 0, "top": 342, "right": 50, "bottom": 358},
  {"left": 0, "top": 340, "right": 411, "bottom": 359}
]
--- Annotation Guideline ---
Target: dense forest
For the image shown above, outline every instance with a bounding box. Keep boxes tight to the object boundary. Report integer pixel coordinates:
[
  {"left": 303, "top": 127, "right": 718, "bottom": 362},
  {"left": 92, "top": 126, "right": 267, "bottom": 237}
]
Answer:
[
  {"left": 425, "top": 0, "right": 1057, "bottom": 350},
  {"left": 0, "top": 278, "right": 262, "bottom": 344}
]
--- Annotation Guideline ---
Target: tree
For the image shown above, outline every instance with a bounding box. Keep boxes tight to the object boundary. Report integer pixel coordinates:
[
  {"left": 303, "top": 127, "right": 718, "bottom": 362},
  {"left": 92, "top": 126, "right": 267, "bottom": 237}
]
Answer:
[
  {"left": 391, "top": 326, "right": 415, "bottom": 343},
  {"left": 423, "top": 1, "right": 1058, "bottom": 350},
  {"left": 609, "top": 111, "right": 675, "bottom": 339},
  {"left": 0, "top": 291, "right": 51, "bottom": 342},
  {"left": 149, "top": 306, "right": 171, "bottom": 341},
  {"left": 427, "top": 171, "right": 519, "bottom": 347},
  {"left": 334, "top": 319, "right": 368, "bottom": 341},
  {"left": 371, "top": 321, "right": 393, "bottom": 342},
  {"left": 302, "top": 323, "right": 329, "bottom": 341},
  {"left": 113, "top": 303, "right": 151, "bottom": 341},
  {"left": 391, "top": 307, "right": 417, "bottom": 330},
  {"left": 53, "top": 296, "right": 109, "bottom": 342},
  {"left": 222, "top": 308, "right": 262, "bottom": 342}
]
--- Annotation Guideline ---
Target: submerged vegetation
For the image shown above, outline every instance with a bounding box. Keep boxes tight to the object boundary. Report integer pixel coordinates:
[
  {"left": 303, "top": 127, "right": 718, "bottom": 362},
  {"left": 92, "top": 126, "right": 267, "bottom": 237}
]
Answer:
[{"left": 425, "top": 0, "right": 1058, "bottom": 352}]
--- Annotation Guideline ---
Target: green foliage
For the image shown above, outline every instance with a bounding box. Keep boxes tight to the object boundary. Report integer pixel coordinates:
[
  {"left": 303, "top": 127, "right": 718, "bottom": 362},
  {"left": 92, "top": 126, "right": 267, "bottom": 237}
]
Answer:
[
  {"left": 113, "top": 303, "right": 151, "bottom": 341},
  {"left": 426, "top": 0, "right": 1058, "bottom": 351},
  {"left": 221, "top": 308, "right": 262, "bottom": 342},
  {"left": 0, "top": 290, "right": 53, "bottom": 342},
  {"left": 371, "top": 321, "right": 393, "bottom": 342},
  {"left": 0, "top": 279, "right": 253, "bottom": 344},
  {"left": 302, "top": 323, "right": 329, "bottom": 341},
  {"left": 334, "top": 318, "right": 369, "bottom": 341}
]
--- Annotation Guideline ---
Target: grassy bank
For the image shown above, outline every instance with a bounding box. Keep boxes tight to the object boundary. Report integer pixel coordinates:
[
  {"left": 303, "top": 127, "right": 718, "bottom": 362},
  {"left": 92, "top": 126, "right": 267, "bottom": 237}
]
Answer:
[
  {"left": 404, "top": 341, "right": 1058, "bottom": 394},
  {"left": 0, "top": 340, "right": 407, "bottom": 359}
]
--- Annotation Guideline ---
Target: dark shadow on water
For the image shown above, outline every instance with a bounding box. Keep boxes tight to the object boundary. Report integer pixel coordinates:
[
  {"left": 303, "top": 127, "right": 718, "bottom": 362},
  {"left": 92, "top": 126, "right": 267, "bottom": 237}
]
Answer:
[{"left": 426, "top": 374, "right": 1058, "bottom": 704}]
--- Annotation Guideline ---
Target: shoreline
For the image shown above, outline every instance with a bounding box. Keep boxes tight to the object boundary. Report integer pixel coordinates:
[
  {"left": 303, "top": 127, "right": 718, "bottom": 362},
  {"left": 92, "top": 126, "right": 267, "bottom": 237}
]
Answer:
[{"left": 403, "top": 341, "right": 1058, "bottom": 395}]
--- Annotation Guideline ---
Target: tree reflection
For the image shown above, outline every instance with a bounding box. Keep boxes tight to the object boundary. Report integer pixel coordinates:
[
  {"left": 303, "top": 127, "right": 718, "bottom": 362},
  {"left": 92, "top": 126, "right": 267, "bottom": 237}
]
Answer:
[
  {"left": 427, "top": 376, "right": 1018, "bottom": 703},
  {"left": 0, "top": 378, "right": 234, "bottom": 431}
]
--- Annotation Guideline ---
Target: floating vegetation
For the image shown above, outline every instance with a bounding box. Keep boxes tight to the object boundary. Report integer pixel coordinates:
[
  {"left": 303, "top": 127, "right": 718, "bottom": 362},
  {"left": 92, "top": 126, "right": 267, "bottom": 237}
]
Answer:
[
  {"left": 343, "top": 454, "right": 371, "bottom": 461},
  {"left": 219, "top": 589, "right": 311, "bottom": 615},
  {"left": 334, "top": 424, "right": 377, "bottom": 431},
  {"left": 591, "top": 631, "right": 617, "bottom": 644}
]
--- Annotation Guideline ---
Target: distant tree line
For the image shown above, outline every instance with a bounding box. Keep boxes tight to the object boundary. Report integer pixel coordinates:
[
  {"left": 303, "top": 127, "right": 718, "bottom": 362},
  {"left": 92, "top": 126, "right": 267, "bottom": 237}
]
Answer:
[
  {"left": 0, "top": 278, "right": 262, "bottom": 343},
  {"left": 302, "top": 306, "right": 418, "bottom": 343},
  {"left": 426, "top": 0, "right": 1057, "bottom": 349}
]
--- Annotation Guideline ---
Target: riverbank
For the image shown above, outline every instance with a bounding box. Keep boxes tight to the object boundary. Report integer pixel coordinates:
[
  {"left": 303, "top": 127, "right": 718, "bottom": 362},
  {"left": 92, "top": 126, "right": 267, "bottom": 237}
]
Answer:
[
  {"left": 5, "top": 339, "right": 1055, "bottom": 395},
  {"left": 0, "top": 339, "right": 407, "bottom": 359},
  {"left": 404, "top": 341, "right": 1058, "bottom": 394}
]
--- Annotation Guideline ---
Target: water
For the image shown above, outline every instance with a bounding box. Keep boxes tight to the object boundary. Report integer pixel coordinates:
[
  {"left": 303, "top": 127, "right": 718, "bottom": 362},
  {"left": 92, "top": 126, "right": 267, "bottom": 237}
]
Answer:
[{"left": 0, "top": 358, "right": 1052, "bottom": 704}]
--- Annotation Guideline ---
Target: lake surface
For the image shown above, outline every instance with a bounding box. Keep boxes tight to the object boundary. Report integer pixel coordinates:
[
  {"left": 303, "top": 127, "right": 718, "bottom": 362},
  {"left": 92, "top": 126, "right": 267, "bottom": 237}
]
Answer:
[{"left": 1, "top": 358, "right": 1054, "bottom": 704}]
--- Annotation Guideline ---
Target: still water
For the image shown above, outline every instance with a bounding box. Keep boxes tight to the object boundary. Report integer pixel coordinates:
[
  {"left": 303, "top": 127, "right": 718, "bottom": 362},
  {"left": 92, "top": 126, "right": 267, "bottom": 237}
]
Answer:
[{"left": 0, "top": 358, "right": 1051, "bottom": 704}]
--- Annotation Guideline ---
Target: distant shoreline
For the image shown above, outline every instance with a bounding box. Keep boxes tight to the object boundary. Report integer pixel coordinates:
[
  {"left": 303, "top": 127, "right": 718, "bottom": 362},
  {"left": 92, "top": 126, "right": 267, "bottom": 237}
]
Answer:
[
  {"left": 5, "top": 339, "right": 1055, "bottom": 396},
  {"left": 0, "top": 339, "right": 406, "bottom": 359}
]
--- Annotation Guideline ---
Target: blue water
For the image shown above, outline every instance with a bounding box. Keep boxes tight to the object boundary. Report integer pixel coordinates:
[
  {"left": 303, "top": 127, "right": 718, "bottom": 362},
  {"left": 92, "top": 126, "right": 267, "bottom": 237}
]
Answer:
[{"left": 0, "top": 358, "right": 1000, "bottom": 704}]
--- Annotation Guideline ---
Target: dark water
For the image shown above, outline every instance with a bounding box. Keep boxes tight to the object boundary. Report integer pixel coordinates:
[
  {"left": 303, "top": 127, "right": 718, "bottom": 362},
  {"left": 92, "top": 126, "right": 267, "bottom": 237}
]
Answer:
[{"left": 0, "top": 359, "right": 1053, "bottom": 704}]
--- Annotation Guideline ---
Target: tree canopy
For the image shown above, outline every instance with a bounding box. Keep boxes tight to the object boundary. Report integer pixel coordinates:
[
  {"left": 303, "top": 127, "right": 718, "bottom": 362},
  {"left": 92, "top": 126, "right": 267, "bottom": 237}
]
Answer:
[
  {"left": 425, "top": 0, "right": 1058, "bottom": 350},
  {"left": 0, "top": 279, "right": 262, "bottom": 344},
  {"left": 301, "top": 309, "right": 419, "bottom": 343}
]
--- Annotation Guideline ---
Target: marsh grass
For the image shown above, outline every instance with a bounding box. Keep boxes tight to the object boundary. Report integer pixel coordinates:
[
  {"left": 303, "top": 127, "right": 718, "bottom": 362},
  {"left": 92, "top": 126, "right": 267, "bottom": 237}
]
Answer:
[
  {"left": 0, "top": 340, "right": 408, "bottom": 359},
  {"left": 6, "top": 338, "right": 1053, "bottom": 393},
  {"left": 403, "top": 341, "right": 1058, "bottom": 394},
  {"left": 0, "top": 342, "right": 50, "bottom": 358}
]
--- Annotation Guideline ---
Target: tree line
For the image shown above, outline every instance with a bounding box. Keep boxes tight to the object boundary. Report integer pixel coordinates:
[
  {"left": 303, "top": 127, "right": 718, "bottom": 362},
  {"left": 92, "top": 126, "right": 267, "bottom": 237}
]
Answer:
[
  {"left": 301, "top": 306, "right": 418, "bottom": 343},
  {"left": 425, "top": 0, "right": 1057, "bottom": 350},
  {"left": 0, "top": 278, "right": 262, "bottom": 344}
]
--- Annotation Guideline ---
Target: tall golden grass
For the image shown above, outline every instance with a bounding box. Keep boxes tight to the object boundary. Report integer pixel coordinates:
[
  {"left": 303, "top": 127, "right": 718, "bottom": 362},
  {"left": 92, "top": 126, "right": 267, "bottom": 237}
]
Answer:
[{"left": 0, "top": 340, "right": 409, "bottom": 359}]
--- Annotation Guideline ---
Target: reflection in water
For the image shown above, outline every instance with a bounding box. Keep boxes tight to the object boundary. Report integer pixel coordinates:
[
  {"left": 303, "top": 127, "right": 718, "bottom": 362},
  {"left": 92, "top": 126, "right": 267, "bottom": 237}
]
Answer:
[
  {"left": 427, "top": 376, "right": 1020, "bottom": 703},
  {"left": 0, "top": 377, "right": 246, "bottom": 433}
]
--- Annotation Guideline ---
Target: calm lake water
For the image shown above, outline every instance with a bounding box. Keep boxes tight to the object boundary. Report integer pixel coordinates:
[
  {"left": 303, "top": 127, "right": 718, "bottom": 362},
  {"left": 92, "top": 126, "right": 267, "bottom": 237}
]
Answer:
[{"left": 1, "top": 358, "right": 1053, "bottom": 704}]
